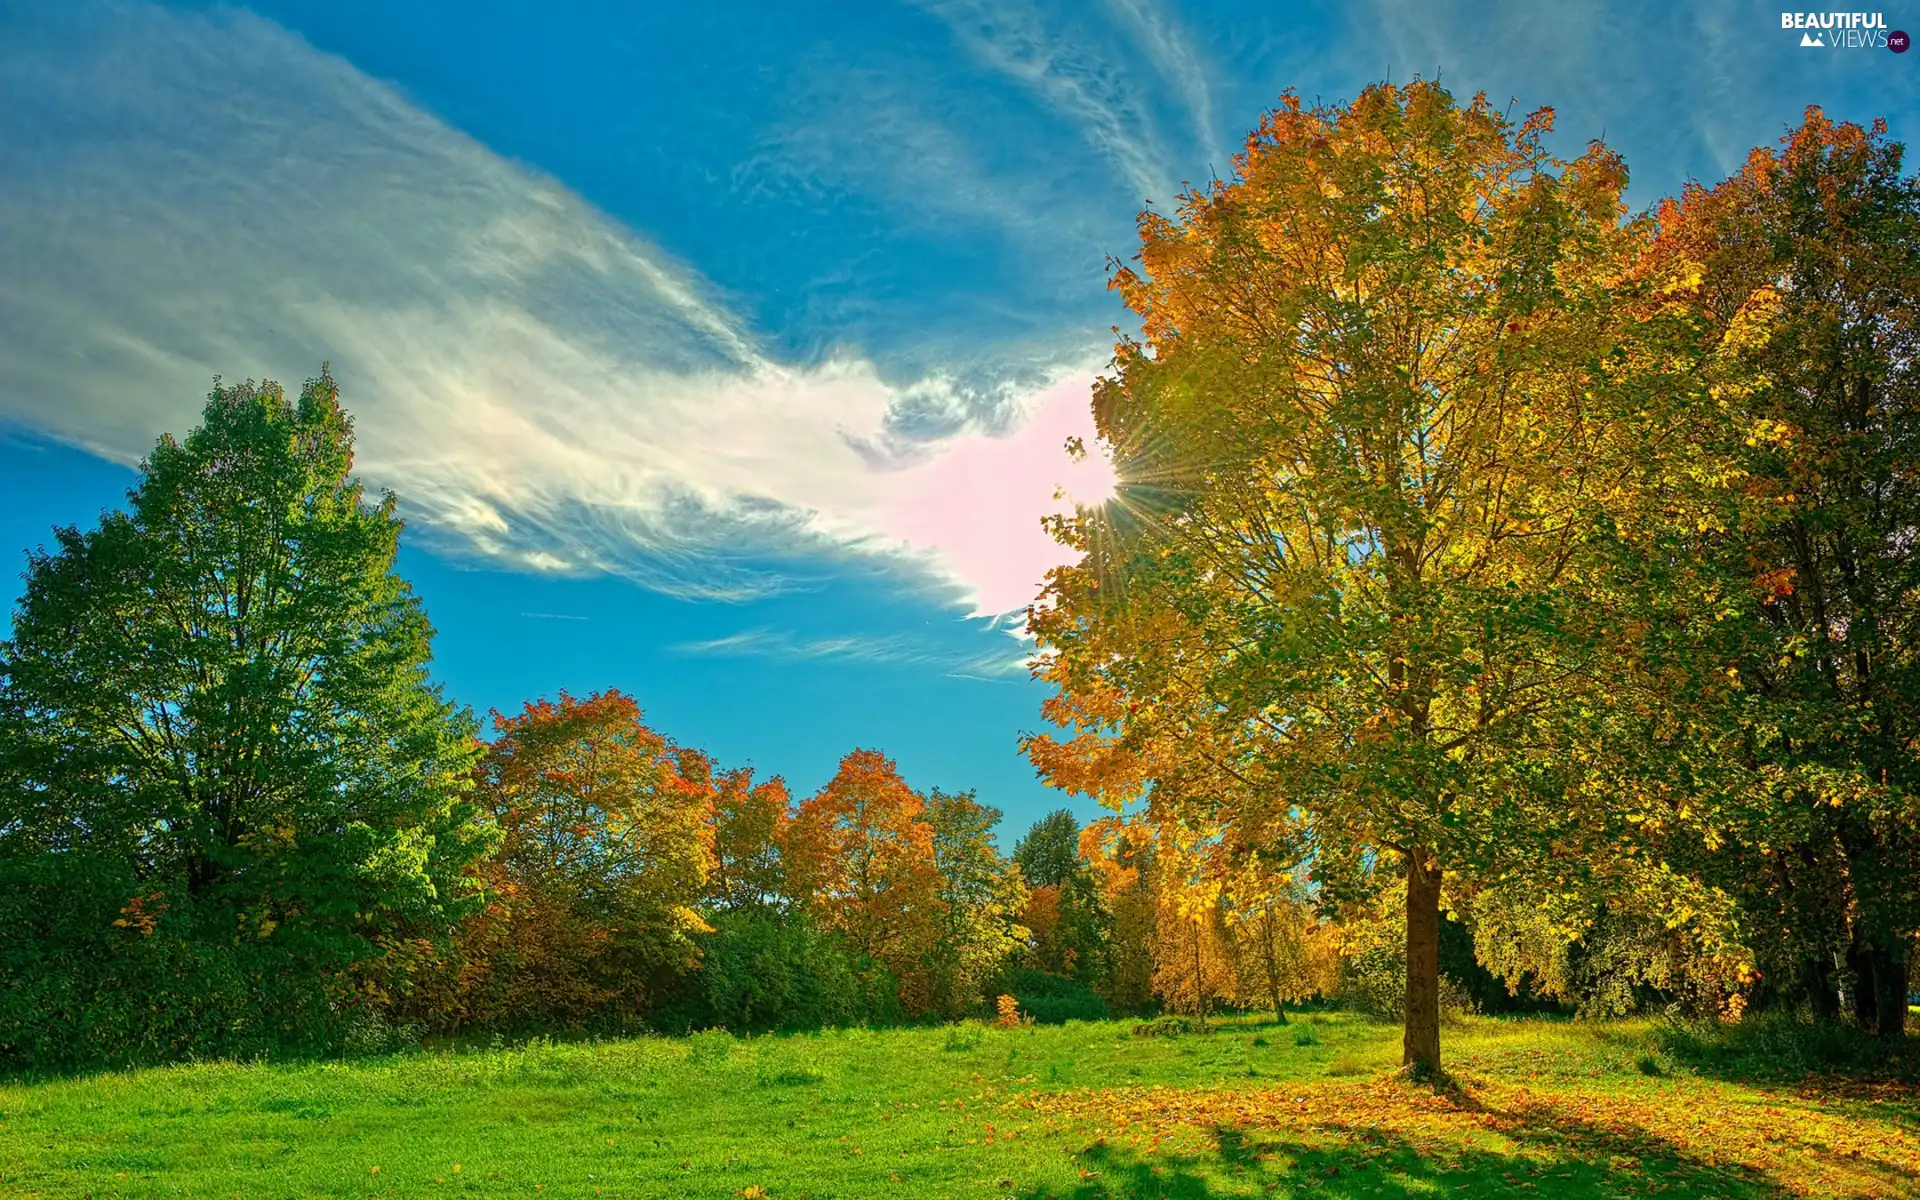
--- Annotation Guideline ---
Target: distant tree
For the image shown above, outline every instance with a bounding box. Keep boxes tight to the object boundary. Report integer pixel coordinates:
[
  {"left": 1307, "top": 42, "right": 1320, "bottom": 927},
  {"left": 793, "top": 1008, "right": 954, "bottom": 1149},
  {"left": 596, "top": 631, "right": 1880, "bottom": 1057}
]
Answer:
[
  {"left": 1150, "top": 820, "right": 1239, "bottom": 1024},
  {"left": 1015, "top": 809, "right": 1083, "bottom": 888},
  {"left": 1643, "top": 108, "right": 1920, "bottom": 1036},
  {"left": 684, "top": 749, "right": 789, "bottom": 912},
  {"left": 472, "top": 690, "right": 713, "bottom": 1027},
  {"left": 1080, "top": 817, "right": 1159, "bottom": 1013},
  {"left": 925, "top": 787, "right": 1029, "bottom": 1016},
  {"left": 0, "top": 370, "right": 489, "bottom": 1065},
  {"left": 1012, "top": 808, "right": 1111, "bottom": 984},
  {"left": 1223, "top": 849, "right": 1315, "bottom": 1024},
  {"left": 784, "top": 750, "right": 945, "bottom": 1014}
]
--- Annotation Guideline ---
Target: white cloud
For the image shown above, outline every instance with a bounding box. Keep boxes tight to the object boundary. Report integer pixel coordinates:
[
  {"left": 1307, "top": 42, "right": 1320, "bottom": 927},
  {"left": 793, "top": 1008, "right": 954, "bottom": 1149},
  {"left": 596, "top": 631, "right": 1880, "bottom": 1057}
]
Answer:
[
  {"left": 670, "top": 627, "right": 1034, "bottom": 679},
  {"left": 0, "top": 2, "right": 1112, "bottom": 614}
]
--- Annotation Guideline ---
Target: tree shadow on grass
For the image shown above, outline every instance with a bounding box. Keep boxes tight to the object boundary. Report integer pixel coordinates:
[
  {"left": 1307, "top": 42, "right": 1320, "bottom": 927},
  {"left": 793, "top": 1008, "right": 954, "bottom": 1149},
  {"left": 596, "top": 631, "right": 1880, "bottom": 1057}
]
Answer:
[{"left": 1014, "top": 1109, "right": 1792, "bottom": 1200}]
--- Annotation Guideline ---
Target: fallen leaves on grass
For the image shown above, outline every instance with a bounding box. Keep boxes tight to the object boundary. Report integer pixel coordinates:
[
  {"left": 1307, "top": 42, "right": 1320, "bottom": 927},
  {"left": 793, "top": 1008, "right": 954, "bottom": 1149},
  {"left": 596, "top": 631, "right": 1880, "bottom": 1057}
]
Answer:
[{"left": 1022, "top": 1076, "right": 1920, "bottom": 1198}]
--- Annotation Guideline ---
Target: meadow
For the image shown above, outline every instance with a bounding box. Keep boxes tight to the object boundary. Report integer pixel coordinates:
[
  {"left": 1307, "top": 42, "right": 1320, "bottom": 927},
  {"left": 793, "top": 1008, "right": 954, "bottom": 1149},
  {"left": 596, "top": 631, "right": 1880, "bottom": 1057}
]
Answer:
[{"left": 3, "top": 1013, "right": 1915, "bottom": 1200}]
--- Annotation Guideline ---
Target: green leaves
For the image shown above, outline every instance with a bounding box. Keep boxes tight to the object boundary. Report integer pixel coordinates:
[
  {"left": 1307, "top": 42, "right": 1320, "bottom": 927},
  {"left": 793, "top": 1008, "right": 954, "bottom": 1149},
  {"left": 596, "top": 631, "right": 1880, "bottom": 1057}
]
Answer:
[{"left": 0, "top": 369, "right": 487, "bottom": 1066}]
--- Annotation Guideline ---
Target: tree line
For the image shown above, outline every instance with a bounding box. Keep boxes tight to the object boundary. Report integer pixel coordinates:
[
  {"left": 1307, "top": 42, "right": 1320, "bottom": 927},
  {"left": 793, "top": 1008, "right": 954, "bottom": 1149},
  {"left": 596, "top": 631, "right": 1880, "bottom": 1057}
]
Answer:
[
  {"left": 0, "top": 374, "right": 1335, "bottom": 1069},
  {"left": 2, "top": 81, "right": 1917, "bottom": 1074}
]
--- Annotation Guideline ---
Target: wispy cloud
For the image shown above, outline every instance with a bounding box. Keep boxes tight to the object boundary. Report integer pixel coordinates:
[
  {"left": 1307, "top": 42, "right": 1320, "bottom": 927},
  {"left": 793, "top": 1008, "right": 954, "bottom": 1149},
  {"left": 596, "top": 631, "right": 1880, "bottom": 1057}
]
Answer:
[
  {"left": 911, "top": 0, "right": 1183, "bottom": 202},
  {"left": 1106, "top": 0, "right": 1227, "bottom": 173},
  {"left": 671, "top": 627, "right": 1033, "bottom": 678},
  {"left": 739, "top": 60, "right": 1127, "bottom": 302},
  {"left": 520, "top": 612, "right": 590, "bottom": 622},
  {"left": 0, "top": 2, "right": 1113, "bottom": 615}
]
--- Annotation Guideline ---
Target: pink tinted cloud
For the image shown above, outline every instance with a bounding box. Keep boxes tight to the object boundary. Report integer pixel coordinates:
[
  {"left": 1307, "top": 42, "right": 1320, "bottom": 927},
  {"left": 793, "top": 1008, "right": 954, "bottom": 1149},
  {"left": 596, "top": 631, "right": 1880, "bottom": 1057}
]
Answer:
[{"left": 875, "top": 375, "right": 1114, "bottom": 617}]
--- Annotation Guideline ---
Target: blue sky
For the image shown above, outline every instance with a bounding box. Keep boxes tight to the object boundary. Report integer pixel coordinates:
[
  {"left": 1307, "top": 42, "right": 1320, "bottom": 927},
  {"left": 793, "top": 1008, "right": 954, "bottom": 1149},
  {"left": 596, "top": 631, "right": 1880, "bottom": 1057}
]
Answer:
[{"left": 2, "top": 0, "right": 1915, "bottom": 842}]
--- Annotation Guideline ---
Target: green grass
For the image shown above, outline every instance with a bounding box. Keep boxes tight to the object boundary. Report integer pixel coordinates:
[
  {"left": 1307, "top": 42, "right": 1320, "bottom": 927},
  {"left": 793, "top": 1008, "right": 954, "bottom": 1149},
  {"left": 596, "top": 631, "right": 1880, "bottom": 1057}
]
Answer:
[{"left": 2, "top": 1013, "right": 1916, "bottom": 1198}]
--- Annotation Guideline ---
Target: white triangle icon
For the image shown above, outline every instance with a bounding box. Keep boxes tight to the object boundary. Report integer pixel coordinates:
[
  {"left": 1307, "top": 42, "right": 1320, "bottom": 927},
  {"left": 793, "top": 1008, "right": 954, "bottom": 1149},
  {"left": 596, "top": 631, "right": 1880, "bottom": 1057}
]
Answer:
[{"left": 1801, "top": 30, "right": 1824, "bottom": 45}]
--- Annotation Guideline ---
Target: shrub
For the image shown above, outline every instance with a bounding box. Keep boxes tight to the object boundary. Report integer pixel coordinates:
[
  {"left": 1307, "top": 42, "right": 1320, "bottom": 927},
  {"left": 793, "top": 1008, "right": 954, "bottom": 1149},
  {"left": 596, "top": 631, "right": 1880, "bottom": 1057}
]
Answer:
[
  {"left": 0, "top": 855, "right": 356, "bottom": 1072},
  {"left": 1334, "top": 907, "right": 1480, "bottom": 1021},
  {"left": 999, "top": 968, "right": 1109, "bottom": 1025},
  {"left": 663, "top": 909, "right": 902, "bottom": 1034},
  {"left": 687, "top": 1029, "right": 735, "bottom": 1067},
  {"left": 1650, "top": 1010, "right": 1920, "bottom": 1082}
]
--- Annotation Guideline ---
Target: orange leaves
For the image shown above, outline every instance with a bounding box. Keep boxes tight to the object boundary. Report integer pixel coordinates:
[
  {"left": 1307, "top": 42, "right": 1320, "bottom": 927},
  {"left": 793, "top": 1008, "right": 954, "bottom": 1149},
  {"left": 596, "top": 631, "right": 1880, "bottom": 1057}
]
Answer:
[
  {"left": 784, "top": 749, "right": 947, "bottom": 1014},
  {"left": 1020, "top": 884, "right": 1062, "bottom": 966},
  {"left": 111, "top": 891, "right": 167, "bottom": 937},
  {"left": 1753, "top": 565, "right": 1797, "bottom": 605},
  {"left": 449, "top": 690, "right": 717, "bottom": 1026},
  {"left": 683, "top": 748, "right": 789, "bottom": 910},
  {"left": 995, "top": 994, "right": 1021, "bottom": 1028}
]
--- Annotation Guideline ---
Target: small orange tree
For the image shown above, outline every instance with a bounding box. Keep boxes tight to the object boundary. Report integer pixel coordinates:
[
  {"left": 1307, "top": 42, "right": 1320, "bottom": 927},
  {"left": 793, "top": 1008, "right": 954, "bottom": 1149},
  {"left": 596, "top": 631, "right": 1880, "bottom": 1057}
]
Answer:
[{"left": 784, "top": 750, "right": 946, "bottom": 1014}]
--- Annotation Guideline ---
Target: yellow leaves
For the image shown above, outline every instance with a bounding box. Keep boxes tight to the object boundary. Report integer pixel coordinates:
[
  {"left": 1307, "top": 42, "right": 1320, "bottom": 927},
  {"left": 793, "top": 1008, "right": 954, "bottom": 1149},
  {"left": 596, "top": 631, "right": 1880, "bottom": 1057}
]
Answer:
[
  {"left": 670, "top": 906, "right": 714, "bottom": 936},
  {"left": 1658, "top": 262, "right": 1706, "bottom": 296},
  {"left": 1720, "top": 286, "right": 1785, "bottom": 356}
]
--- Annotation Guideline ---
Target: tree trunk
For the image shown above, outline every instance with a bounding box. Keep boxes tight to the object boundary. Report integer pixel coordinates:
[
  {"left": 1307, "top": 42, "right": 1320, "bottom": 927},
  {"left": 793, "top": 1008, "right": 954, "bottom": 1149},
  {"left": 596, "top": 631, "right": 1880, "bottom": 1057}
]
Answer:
[
  {"left": 1403, "top": 851, "right": 1442, "bottom": 1075},
  {"left": 1269, "top": 963, "right": 1288, "bottom": 1025},
  {"left": 1806, "top": 955, "right": 1840, "bottom": 1023},
  {"left": 1264, "top": 917, "right": 1288, "bottom": 1025},
  {"left": 1848, "top": 942, "right": 1880, "bottom": 1028},
  {"left": 1872, "top": 948, "right": 1909, "bottom": 1039}
]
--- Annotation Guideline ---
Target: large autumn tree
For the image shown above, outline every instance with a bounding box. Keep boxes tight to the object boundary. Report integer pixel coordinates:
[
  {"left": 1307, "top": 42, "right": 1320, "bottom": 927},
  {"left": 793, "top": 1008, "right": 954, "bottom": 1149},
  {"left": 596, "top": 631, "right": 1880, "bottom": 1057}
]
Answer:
[
  {"left": 0, "top": 371, "right": 490, "bottom": 1065},
  {"left": 1028, "top": 82, "right": 1655, "bottom": 1072}
]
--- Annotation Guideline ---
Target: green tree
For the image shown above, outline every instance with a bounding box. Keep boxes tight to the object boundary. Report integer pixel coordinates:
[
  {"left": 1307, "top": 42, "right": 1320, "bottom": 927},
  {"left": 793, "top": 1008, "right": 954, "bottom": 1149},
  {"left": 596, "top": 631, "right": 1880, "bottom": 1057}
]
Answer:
[
  {"left": 1015, "top": 809, "right": 1084, "bottom": 887},
  {"left": 1013, "top": 807, "right": 1111, "bottom": 988},
  {"left": 0, "top": 370, "right": 489, "bottom": 1066},
  {"left": 1646, "top": 109, "right": 1920, "bottom": 1035},
  {"left": 925, "top": 787, "right": 1029, "bottom": 1016}
]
